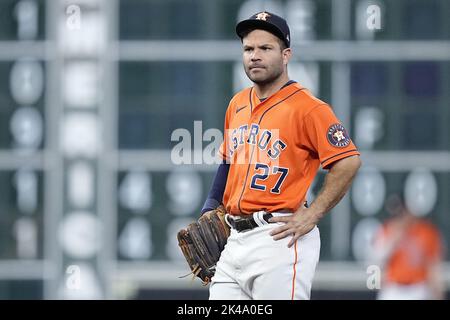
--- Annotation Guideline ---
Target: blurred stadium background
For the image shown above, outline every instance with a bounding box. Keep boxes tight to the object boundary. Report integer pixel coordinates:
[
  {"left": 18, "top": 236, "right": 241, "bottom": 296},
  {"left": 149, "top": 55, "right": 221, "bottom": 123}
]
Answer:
[{"left": 0, "top": 0, "right": 449, "bottom": 299}]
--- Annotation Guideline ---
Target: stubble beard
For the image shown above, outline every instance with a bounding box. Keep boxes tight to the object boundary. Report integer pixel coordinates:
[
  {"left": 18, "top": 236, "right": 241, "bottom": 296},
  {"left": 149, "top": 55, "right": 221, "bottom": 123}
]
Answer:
[{"left": 245, "top": 64, "right": 284, "bottom": 87}]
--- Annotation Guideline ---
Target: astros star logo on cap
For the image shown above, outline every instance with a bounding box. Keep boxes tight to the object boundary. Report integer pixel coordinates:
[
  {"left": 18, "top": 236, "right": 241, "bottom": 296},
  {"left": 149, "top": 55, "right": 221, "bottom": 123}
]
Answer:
[{"left": 256, "top": 12, "right": 270, "bottom": 21}]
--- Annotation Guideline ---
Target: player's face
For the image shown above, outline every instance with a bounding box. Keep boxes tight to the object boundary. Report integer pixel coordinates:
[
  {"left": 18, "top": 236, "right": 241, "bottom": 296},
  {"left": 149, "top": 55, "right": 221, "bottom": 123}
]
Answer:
[{"left": 242, "top": 30, "right": 290, "bottom": 85}]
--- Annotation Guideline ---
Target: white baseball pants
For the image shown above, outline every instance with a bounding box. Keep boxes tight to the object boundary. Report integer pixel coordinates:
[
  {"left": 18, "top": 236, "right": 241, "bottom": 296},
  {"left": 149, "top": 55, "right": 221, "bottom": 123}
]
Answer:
[{"left": 209, "top": 213, "right": 320, "bottom": 300}]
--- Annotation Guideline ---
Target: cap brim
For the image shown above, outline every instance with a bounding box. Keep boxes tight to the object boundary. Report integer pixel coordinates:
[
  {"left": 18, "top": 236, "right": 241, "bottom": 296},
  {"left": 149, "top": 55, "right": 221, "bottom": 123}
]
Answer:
[{"left": 236, "top": 20, "right": 287, "bottom": 46}]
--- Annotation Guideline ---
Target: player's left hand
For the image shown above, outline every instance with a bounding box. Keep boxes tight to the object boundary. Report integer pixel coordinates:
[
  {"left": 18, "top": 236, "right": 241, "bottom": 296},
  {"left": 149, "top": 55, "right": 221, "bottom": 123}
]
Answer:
[{"left": 269, "top": 206, "right": 322, "bottom": 247}]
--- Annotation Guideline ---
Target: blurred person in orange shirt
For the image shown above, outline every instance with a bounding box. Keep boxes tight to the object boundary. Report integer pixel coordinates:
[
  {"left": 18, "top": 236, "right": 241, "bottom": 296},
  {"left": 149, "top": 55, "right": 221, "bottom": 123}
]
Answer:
[{"left": 372, "top": 194, "right": 445, "bottom": 300}]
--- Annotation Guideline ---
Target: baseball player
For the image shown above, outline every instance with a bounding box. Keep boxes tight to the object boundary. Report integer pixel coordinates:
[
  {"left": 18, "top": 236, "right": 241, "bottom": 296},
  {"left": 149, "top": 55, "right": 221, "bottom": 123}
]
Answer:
[
  {"left": 373, "top": 194, "right": 445, "bottom": 300},
  {"left": 201, "top": 11, "right": 361, "bottom": 300}
]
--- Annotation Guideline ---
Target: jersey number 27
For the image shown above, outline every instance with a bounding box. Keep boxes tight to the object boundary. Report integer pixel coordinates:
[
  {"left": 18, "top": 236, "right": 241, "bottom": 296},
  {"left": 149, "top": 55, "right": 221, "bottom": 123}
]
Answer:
[{"left": 250, "top": 163, "right": 289, "bottom": 194}]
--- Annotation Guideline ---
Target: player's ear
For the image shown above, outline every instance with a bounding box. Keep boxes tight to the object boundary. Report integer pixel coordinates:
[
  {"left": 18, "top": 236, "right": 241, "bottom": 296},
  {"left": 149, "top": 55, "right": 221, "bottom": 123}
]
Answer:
[{"left": 282, "top": 48, "right": 292, "bottom": 66}]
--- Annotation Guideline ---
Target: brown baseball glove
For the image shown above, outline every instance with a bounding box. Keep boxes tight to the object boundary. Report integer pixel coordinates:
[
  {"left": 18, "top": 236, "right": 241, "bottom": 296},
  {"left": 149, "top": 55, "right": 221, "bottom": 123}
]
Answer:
[{"left": 177, "top": 205, "right": 230, "bottom": 285}]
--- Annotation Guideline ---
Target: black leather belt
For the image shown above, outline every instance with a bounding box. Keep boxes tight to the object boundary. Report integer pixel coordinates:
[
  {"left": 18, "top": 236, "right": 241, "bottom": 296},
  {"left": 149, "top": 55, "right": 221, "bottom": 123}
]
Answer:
[{"left": 226, "top": 213, "right": 274, "bottom": 232}]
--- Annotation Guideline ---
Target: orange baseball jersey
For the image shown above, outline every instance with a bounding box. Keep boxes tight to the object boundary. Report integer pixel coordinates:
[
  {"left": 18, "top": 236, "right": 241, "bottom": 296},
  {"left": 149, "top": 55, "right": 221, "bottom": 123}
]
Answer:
[
  {"left": 378, "top": 219, "right": 442, "bottom": 284},
  {"left": 219, "top": 82, "right": 360, "bottom": 215}
]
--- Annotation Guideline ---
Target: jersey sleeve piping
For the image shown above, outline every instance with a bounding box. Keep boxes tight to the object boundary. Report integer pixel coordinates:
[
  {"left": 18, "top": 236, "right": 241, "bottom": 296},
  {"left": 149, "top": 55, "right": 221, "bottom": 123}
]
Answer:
[{"left": 321, "top": 149, "right": 360, "bottom": 169}]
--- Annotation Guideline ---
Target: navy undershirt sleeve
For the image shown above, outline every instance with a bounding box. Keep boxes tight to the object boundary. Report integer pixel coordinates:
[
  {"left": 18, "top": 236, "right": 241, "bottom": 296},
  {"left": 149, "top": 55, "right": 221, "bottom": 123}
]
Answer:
[{"left": 200, "top": 161, "right": 230, "bottom": 215}]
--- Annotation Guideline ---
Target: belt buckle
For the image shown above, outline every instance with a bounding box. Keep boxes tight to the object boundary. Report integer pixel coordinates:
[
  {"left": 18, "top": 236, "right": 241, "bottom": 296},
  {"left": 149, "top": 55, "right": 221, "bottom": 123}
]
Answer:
[
  {"left": 227, "top": 212, "right": 267, "bottom": 233},
  {"left": 238, "top": 217, "right": 254, "bottom": 232}
]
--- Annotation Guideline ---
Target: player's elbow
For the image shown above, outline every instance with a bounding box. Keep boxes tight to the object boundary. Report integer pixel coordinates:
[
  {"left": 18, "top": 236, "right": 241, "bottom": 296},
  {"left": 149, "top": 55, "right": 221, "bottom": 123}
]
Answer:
[
  {"left": 350, "top": 156, "right": 362, "bottom": 176},
  {"left": 351, "top": 155, "right": 362, "bottom": 171},
  {"left": 334, "top": 155, "right": 362, "bottom": 173}
]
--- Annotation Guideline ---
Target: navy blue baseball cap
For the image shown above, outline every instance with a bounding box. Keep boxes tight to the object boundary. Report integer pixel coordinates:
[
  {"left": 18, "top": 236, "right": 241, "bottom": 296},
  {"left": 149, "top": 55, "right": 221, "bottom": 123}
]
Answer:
[{"left": 236, "top": 11, "right": 291, "bottom": 48}]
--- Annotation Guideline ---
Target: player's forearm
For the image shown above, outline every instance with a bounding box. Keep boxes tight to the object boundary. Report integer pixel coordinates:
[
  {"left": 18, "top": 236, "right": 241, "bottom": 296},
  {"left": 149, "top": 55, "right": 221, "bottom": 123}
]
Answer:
[
  {"left": 373, "top": 221, "right": 407, "bottom": 266},
  {"left": 372, "top": 237, "right": 401, "bottom": 267},
  {"left": 309, "top": 155, "right": 361, "bottom": 218}
]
